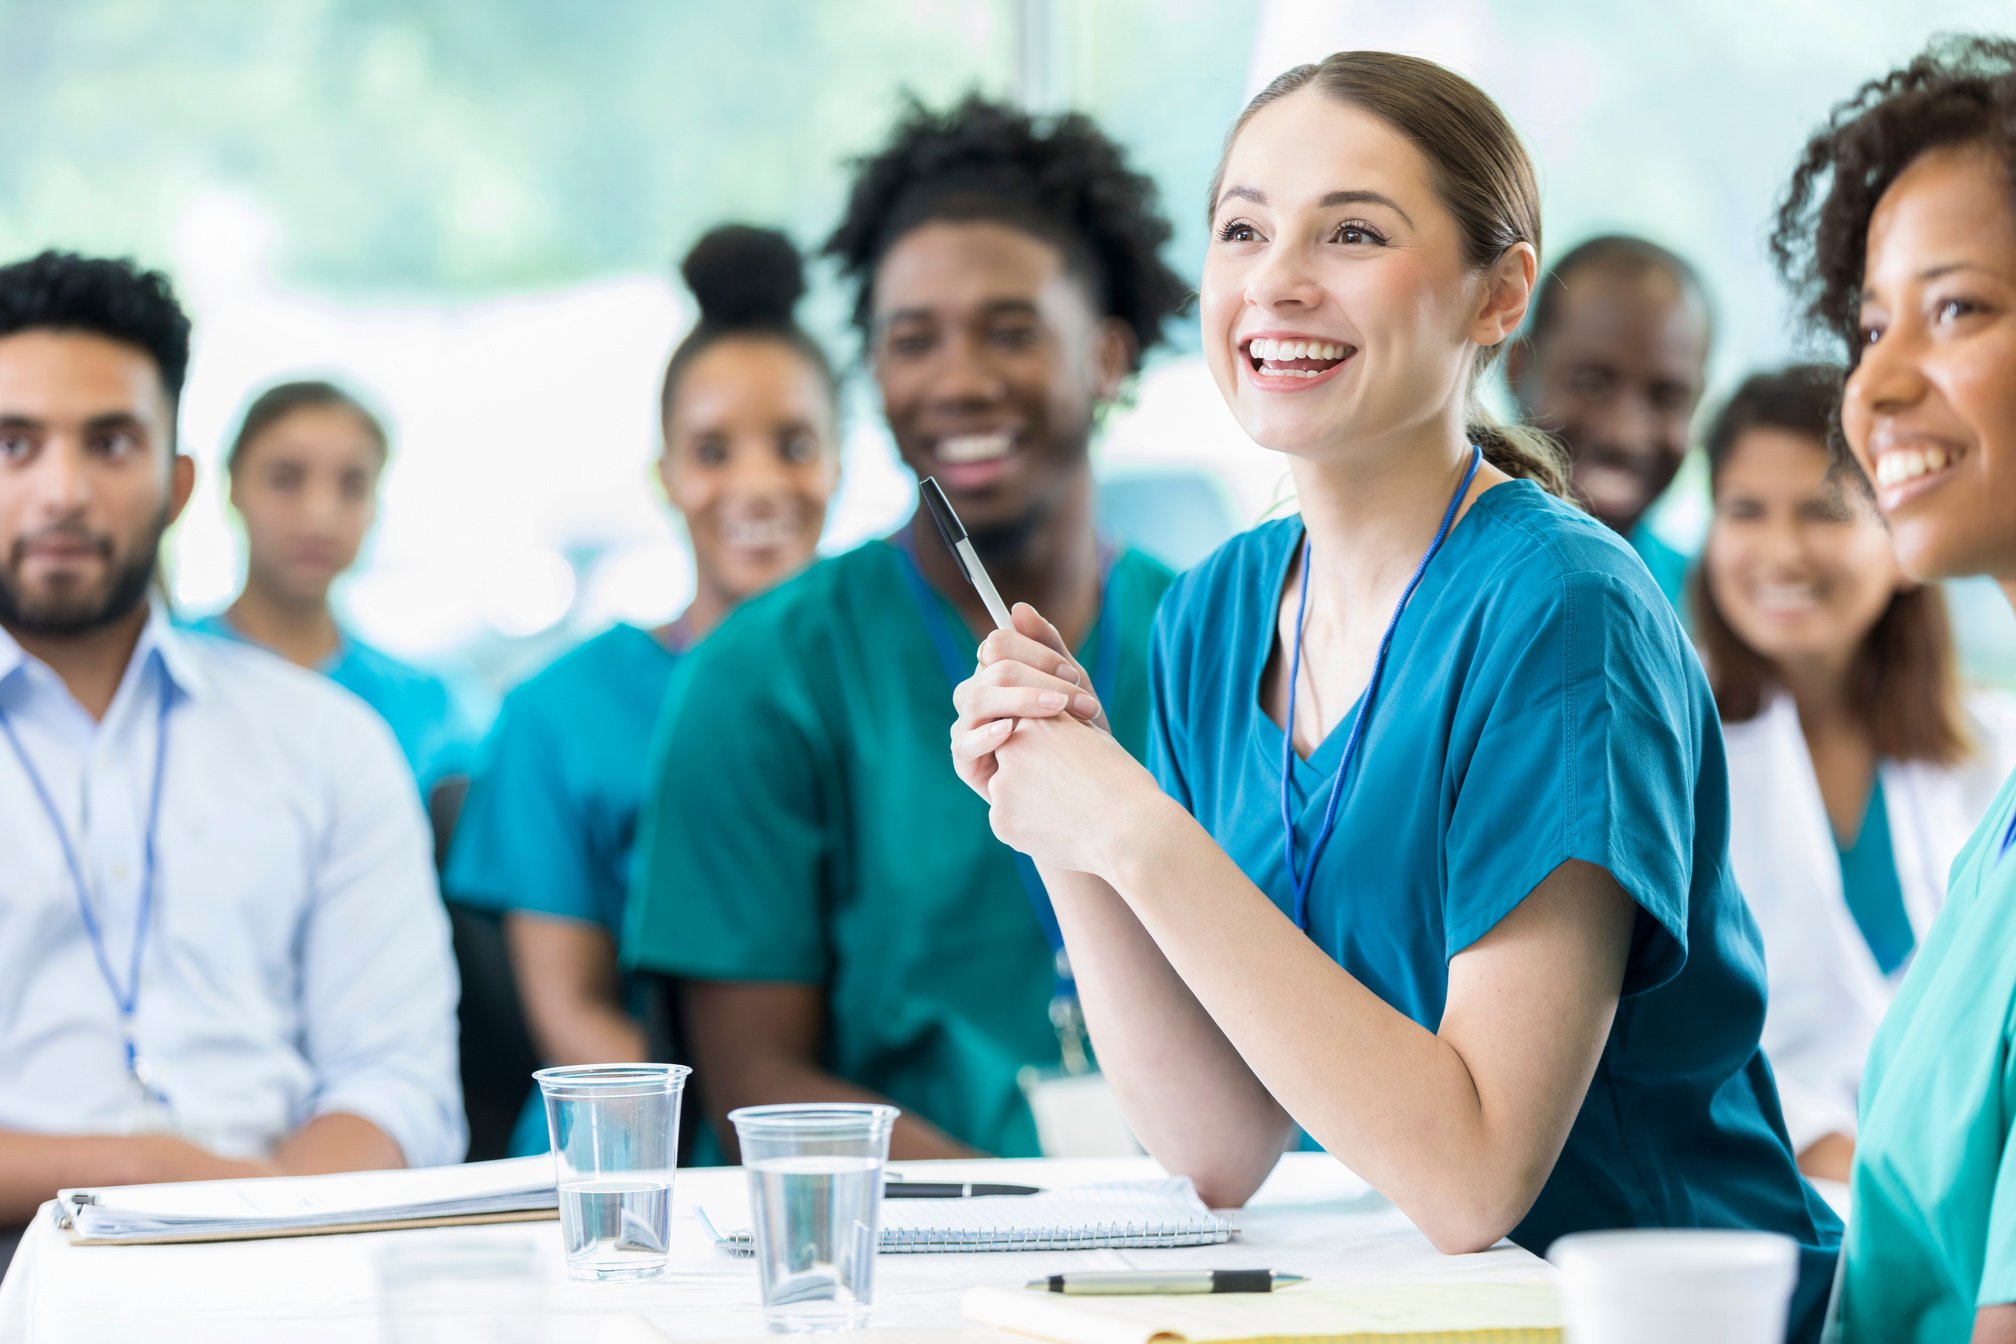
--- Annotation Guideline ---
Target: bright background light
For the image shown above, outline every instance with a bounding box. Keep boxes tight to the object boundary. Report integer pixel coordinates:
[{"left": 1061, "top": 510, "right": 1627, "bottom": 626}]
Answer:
[{"left": 5, "top": 0, "right": 2009, "bottom": 690}]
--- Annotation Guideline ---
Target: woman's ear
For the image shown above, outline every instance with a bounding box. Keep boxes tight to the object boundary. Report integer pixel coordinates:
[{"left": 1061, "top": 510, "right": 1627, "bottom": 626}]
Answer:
[{"left": 1472, "top": 242, "right": 1537, "bottom": 349}]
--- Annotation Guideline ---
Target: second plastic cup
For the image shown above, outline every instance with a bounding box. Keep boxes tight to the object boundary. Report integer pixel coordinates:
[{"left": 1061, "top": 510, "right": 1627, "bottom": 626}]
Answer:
[
  {"left": 535, "top": 1063, "right": 691, "bottom": 1282},
  {"left": 729, "top": 1103, "right": 899, "bottom": 1332},
  {"left": 1549, "top": 1228, "right": 1799, "bottom": 1344}
]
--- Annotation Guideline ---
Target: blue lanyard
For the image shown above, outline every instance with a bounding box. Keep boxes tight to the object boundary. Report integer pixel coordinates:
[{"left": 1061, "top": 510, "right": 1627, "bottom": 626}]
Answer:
[
  {"left": 890, "top": 525, "right": 1121, "bottom": 988},
  {"left": 0, "top": 675, "right": 173, "bottom": 1097},
  {"left": 1280, "top": 446, "right": 1482, "bottom": 930}
]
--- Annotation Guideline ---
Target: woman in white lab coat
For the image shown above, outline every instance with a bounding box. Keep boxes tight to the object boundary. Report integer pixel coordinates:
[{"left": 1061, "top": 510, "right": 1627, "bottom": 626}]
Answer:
[{"left": 1694, "top": 363, "right": 2016, "bottom": 1184}]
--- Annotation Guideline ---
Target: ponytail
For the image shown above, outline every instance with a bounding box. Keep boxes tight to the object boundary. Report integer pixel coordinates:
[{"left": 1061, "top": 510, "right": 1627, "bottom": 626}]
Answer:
[{"left": 1466, "top": 409, "right": 1571, "bottom": 499}]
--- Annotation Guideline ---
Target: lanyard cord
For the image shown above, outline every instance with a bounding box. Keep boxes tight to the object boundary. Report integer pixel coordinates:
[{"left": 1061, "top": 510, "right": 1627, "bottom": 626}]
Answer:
[
  {"left": 1281, "top": 446, "right": 1482, "bottom": 930},
  {"left": 0, "top": 677, "right": 172, "bottom": 1075}
]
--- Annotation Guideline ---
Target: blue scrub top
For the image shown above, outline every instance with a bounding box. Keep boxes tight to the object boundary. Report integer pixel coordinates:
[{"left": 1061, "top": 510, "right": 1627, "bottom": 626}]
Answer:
[
  {"left": 1629, "top": 519, "right": 1692, "bottom": 617},
  {"left": 185, "top": 611, "right": 483, "bottom": 792},
  {"left": 1148, "top": 481, "right": 1839, "bottom": 1343},
  {"left": 447, "top": 622, "right": 679, "bottom": 934},
  {"left": 445, "top": 623, "right": 684, "bottom": 1158}
]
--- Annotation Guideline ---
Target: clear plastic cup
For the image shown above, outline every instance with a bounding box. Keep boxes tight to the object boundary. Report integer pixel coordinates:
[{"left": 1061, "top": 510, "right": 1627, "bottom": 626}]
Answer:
[
  {"left": 534, "top": 1063, "right": 691, "bottom": 1281},
  {"left": 1549, "top": 1229, "right": 1799, "bottom": 1344},
  {"left": 729, "top": 1103, "right": 899, "bottom": 1332}
]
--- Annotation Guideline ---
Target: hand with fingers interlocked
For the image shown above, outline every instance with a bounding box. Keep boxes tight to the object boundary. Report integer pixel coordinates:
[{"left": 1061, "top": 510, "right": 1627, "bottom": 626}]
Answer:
[{"left": 950, "top": 602, "right": 1169, "bottom": 880}]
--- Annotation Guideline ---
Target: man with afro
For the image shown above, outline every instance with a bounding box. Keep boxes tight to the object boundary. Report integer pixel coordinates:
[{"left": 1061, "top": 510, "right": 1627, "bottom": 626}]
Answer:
[{"left": 627, "top": 95, "right": 1186, "bottom": 1160}]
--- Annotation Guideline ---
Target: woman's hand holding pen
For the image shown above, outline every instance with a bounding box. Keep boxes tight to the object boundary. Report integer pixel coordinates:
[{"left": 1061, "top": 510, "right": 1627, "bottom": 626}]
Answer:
[{"left": 951, "top": 602, "right": 1171, "bottom": 880}]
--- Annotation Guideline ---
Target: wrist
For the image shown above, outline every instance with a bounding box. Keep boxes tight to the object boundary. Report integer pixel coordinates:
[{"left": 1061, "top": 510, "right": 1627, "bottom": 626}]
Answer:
[{"left": 1098, "top": 778, "right": 1191, "bottom": 892}]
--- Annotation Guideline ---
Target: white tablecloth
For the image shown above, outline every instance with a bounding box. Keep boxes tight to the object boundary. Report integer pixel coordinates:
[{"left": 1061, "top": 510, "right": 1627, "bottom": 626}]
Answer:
[{"left": 0, "top": 1153, "right": 1550, "bottom": 1342}]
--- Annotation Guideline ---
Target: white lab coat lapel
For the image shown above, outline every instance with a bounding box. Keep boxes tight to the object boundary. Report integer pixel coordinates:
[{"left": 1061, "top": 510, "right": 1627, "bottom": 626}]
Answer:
[{"left": 1724, "top": 687, "right": 2016, "bottom": 1151}]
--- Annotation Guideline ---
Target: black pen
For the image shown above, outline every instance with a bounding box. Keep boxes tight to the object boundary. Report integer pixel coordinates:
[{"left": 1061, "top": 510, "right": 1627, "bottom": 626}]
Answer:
[
  {"left": 920, "top": 478, "right": 1014, "bottom": 629},
  {"left": 884, "top": 1181, "right": 1043, "bottom": 1199},
  {"left": 1027, "top": 1270, "right": 1306, "bottom": 1294}
]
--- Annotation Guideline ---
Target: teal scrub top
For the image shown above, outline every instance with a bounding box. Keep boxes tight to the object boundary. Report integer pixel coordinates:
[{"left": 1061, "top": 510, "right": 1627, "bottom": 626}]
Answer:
[
  {"left": 445, "top": 623, "right": 683, "bottom": 1157},
  {"left": 624, "top": 539, "right": 1173, "bottom": 1158},
  {"left": 1148, "top": 483, "right": 1838, "bottom": 1344},
  {"left": 1836, "top": 775, "right": 1913, "bottom": 977},
  {"left": 185, "top": 611, "right": 483, "bottom": 792},
  {"left": 1629, "top": 518, "right": 1692, "bottom": 616},
  {"left": 1842, "top": 768, "right": 2016, "bottom": 1341}
]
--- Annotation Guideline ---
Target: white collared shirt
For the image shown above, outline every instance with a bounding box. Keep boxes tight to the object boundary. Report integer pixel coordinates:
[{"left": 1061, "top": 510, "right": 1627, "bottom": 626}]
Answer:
[{"left": 0, "top": 604, "right": 465, "bottom": 1166}]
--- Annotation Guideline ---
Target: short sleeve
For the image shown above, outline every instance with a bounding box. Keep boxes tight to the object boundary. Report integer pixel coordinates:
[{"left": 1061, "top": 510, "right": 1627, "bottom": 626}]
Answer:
[
  {"left": 623, "top": 624, "right": 835, "bottom": 984},
  {"left": 445, "top": 693, "right": 601, "bottom": 924},
  {"left": 1144, "top": 600, "right": 1193, "bottom": 812},
  {"left": 1979, "top": 1009, "right": 2016, "bottom": 1305},
  {"left": 1443, "top": 569, "right": 1691, "bottom": 995}
]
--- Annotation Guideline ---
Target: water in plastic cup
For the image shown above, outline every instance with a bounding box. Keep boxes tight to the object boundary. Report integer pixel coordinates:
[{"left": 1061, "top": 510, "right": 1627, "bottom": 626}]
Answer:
[
  {"left": 534, "top": 1063, "right": 690, "bottom": 1281},
  {"left": 1549, "top": 1229, "right": 1799, "bottom": 1344},
  {"left": 729, "top": 1103, "right": 898, "bottom": 1332}
]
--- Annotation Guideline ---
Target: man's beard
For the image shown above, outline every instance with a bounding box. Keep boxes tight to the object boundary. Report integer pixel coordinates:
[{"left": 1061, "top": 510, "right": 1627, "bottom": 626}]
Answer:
[{"left": 0, "top": 508, "right": 168, "bottom": 638}]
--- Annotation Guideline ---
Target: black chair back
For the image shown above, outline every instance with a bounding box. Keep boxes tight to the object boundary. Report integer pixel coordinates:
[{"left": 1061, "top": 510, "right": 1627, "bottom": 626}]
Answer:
[{"left": 430, "top": 774, "right": 540, "bottom": 1162}]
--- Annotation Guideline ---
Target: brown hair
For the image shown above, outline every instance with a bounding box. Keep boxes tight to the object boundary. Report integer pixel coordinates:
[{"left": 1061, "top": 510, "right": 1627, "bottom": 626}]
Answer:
[
  {"left": 227, "top": 379, "right": 388, "bottom": 475},
  {"left": 1209, "top": 52, "right": 1569, "bottom": 497},
  {"left": 1692, "top": 364, "right": 1972, "bottom": 764}
]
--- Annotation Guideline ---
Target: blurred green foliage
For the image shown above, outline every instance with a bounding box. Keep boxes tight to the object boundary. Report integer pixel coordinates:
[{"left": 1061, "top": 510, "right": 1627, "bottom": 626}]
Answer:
[{"left": 0, "top": 0, "right": 1255, "bottom": 321}]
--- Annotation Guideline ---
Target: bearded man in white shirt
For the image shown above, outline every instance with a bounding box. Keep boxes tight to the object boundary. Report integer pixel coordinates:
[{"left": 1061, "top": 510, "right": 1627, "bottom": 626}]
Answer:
[{"left": 0, "top": 251, "right": 463, "bottom": 1237}]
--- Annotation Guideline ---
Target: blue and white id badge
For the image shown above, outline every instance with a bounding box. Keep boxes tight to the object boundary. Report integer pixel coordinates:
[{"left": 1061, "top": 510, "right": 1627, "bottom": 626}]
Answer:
[
  {"left": 122, "top": 1039, "right": 176, "bottom": 1134},
  {"left": 1016, "top": 988, "right": 1140, "bottom": 1158}
]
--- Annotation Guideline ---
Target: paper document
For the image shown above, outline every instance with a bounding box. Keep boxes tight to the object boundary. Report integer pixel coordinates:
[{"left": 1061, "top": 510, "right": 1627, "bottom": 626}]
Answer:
[
  {"left": 962, "top": 1281, "right": 1562, "bottom": 1344},
  {"left": 701, "top": 1177, "right": 1234, "bottom": 1255},
  {"left": 56, "top": 1154, "right": 557, "bottom": 1244}
]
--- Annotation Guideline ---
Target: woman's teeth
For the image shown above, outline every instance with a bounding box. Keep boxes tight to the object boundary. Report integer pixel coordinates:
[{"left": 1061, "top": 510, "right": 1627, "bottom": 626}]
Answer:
[
  {"left": 1874, "top": 445, "right": 1953, "bottom": 489},
  {"left": 1753, "top": 583, "right": 1819, "bottom": 612},
  {"left": 722, "top": 518, "right": 797, "bottom": 548},
  {"left": 938, "top": 432, "right": 1014, "bottom": 464},
  {"left": 1246, "top": 338, "right": 1353, "bottom": 379},
  {"left": 1248, "top": 338, "right": 1350, "bottom": 361}
]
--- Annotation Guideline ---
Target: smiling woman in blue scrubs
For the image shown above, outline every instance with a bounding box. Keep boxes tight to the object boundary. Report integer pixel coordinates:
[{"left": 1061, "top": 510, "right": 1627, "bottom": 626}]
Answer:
[
  {"left": 190, "top": 380, "right": 480, "bottom": 793},
  {"left": 950, "top": 51, "right": 1838, "bottom": 1343},
  {"left": 444, "top": 225, "right": 841, "bottom": 1155}
]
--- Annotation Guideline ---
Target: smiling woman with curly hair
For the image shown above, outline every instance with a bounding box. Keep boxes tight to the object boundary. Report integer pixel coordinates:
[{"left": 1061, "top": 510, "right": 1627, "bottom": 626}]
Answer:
[{"left": 1772, "top": 32, "right": 2016, "bottom": 1344}]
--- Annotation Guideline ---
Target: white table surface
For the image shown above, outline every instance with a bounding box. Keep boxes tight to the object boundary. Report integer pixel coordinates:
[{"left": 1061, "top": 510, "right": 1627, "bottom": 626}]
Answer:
[{"left": 0, "top": 1153, "right": 1551, "bottom": 1343}]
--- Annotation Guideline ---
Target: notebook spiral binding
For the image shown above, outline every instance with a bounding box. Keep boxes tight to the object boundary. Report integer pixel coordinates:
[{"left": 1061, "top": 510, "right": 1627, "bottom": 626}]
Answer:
[{"left": 879, "top": 1214, "right": 1226, "bottom": 1253}]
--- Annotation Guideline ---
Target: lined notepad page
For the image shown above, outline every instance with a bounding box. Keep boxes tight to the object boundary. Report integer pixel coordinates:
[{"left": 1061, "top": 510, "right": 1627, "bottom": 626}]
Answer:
[
  {"left": 961, "top": 1282, "right": 1562, "bottom": 1344},
  {"left": 702, "top": 1178, "right": 1234, "bottom": 1255}
]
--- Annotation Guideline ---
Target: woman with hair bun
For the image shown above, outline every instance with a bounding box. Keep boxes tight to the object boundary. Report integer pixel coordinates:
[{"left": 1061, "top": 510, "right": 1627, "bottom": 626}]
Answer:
[
  {"left": 445, "top": 224, "right": 841, "bottom": 1157},
  {"left": 1772, "top": 34, "right": 2016, "bottom": 1342},
  {"left": 951, "top": 51, "right": 1836, "bottom": 1340}
]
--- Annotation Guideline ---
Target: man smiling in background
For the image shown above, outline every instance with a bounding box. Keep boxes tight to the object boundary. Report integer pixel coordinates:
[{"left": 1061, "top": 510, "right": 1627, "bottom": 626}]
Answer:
[{"left": 1507, "top": 234, "right": 1714, "bottom": 609}]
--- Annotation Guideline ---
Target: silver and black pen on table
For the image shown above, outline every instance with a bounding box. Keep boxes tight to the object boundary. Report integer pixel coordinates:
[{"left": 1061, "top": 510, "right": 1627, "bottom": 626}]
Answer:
[{"left": 1027, "top": 1270, "right": 1306, "bottom": 1295}]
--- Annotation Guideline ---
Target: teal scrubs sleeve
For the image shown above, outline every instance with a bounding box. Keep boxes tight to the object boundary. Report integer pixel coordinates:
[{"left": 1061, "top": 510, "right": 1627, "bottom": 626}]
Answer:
[
  {"left": 1985, "top": 1062, "right": 2016, "bottom": 1306},
  {"left": 1443, "top": 569, "right": 1688, "bottom": 991},
  {"left": 450, "top": 693, "right": 600, "bottom": 923}
]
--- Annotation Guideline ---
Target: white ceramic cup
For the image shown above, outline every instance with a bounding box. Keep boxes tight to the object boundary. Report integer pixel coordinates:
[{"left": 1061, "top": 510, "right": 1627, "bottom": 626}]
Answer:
[{"left": 1549, "top": 1229, "right": 1800, "bottom": 1344}]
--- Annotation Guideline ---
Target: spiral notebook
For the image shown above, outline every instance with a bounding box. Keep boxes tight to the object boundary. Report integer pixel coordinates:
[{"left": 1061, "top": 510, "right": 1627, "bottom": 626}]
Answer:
[{"left": 699, "top": 1177, "right": 1235, "bottom": 1255}]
